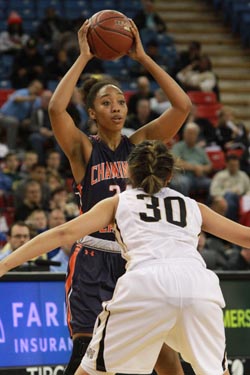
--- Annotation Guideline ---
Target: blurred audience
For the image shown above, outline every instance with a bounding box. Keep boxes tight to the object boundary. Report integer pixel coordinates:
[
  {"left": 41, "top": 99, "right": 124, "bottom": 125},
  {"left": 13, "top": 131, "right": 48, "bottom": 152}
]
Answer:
[
  {"left": 14, "top": 179, "right": 46, "bottom": 221},
  {"left": 210, "top": 154, "right": 250, "bottom": 222},
  {"left": 0, "top": 80, "right": 43, "bottom": 150},
  {"left": 176, "top": 54, "right": 220, "bottom": 100},
  {"left": 227, "top": 247, "right": 250, "bottom": 270},
  {"left": 10, "top": 37, "right": 46, "bottom": 88},
  {"left": 28, "top": 90, "right": 59, "bottom": 164},
  {"left": 18, "top": 150, "right": 39, "bottom": 179},
  {"left": 197, "top": 231, "right": 228, "bottom": 270},
  {"left": 2, "top": 151, "right": 21, "bottom": 190},
  {"left": 125, "top": 97, "right": 158, "bottom": 131},
  {"left": 129, "top": 39, "right": 169, "bottom": 79},
  {"left": 47, "top": 208, "right": 66, "bottom": 258},
  {"left": 45, "top": 48, "right": 71, "bottom": 81},
  {"left": 170, "top": 122, "right": 212, "bottom": 197},
  {"left": 127, "top": 75, "right": 154, "bottom": 115},
  {"left": 134, "top": 0, "right": 167, "bottom": 33},
  {"left": 174, "top": 40, "right": 202, "bottom": 76},
  {"left": 50, "top": 244, "right": 71, "bottom": 272},
  {"left": 214, "top": 106, "right": 250, "bottom": 173},
  {"left": 14, "top": 163, "right": 51, "bottom": 211},
  {"left": 35, "top": 6, "right": 70, "bottom": 53},
  {"left": 0, "top": 221, "right": 30, "bottom": 260},
  {"left": 49, "top": 186, "right": 78, "bottom": 220},
  {"left": 26, "top": 208, "right": 48, "bottom": 235},
  {"left": 0, "top": 11, "right": 29, "bottom": 55},
  {"left": 150, "top": 87, "right": 171, "bottom": 115}
]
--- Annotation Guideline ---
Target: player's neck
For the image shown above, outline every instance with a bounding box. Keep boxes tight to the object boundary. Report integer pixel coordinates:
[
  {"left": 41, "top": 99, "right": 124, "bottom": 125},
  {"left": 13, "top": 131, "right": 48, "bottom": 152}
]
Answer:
[{"left": 98, "top": 131, "right": 122, "bottom": 151}]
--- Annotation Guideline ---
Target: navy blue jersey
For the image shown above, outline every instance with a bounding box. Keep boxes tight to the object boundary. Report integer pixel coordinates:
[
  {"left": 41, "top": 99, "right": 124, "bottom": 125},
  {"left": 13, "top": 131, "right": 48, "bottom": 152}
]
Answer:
[{"left": 73, "top": 135, "right": 134, "bottom": 241}]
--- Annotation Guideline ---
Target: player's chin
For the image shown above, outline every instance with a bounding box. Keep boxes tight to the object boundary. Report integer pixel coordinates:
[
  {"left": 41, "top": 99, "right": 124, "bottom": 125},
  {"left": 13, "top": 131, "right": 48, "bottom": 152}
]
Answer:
[{"left": 111, "top": 118, "right": 125, "bottom": 127}]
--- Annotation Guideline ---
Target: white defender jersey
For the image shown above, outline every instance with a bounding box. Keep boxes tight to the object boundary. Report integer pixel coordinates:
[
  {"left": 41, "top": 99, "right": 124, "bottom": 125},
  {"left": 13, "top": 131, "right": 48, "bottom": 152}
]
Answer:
[{"left": 115, "top": 187, "right": 205, "bottom": 270}]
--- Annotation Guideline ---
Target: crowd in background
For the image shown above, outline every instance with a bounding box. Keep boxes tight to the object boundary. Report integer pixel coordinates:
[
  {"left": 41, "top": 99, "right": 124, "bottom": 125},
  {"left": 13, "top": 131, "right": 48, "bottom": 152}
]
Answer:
[{"left": 0, "top": 0, "right": 249, "bottom": 271}]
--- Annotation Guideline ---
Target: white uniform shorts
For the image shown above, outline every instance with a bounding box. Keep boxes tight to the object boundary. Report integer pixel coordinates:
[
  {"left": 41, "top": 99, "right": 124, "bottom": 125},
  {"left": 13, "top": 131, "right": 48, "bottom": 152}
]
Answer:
[{"left": 81, "top": 260, "right": 227, "bottom": 375}]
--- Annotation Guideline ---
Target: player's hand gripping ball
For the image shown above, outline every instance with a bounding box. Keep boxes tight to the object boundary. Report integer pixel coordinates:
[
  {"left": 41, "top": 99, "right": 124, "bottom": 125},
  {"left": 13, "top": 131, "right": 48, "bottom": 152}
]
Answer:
[{"left": 87, "top": 9, "right": 134, "bottom": 60}]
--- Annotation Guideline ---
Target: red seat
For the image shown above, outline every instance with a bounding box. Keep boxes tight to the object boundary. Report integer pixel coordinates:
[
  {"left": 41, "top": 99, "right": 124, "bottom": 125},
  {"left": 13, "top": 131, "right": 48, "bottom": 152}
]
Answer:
[
  {"left": 239, "top": 195, "right": 250, "bottom": 226},
  {"left": 195, "top": 103, "right": 222, "bottom": 126},
  {"left": 0, "top": 88, "right": 14, "bottom": 107},
  {"left": 226, "top": 148, "right": 244, "bottom": 159},
  {"left": 3, "top": 207, "right": 15, "bottom": 227},
  {"left": 206, "top": 148, "right": 226, "bottom": 171},
  {"left": 188, "top": 91, "right": 217, "bottom": 105}
]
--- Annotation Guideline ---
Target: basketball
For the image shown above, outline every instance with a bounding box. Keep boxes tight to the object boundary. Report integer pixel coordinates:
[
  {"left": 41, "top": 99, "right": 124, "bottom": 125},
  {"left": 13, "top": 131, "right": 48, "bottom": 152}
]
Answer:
[{"left": 87, "top": 10, "right": 134, "bottom": 61}]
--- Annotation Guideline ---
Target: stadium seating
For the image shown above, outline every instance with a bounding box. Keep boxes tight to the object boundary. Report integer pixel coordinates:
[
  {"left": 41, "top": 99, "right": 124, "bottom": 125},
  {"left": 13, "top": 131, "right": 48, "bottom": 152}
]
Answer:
[
  {"left": 195, "top": 102, "right": 222, "bottom": 126},
  {"left": 206, "top": 148, "right": 226, "bottom": 171},
  {"left": 0, "top": 88, "right": 14, "bottom": 107},
  {"left": 187, "top": 91, "right": 217, "bottom": 105}
]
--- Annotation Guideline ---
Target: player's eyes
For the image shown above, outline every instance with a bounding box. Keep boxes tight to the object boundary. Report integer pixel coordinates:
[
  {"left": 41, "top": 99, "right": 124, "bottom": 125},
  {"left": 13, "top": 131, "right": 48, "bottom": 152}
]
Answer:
[
  {"left": 119, "top": 100, "right": 126, "bottom": 105},
  {"left": 102, "top": 101, "right": 110, "bottom": 106}
]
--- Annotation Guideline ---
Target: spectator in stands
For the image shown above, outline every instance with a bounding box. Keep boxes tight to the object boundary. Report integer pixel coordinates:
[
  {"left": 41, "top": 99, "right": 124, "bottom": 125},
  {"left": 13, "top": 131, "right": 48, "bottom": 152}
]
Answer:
[
  {"left": 174, "top": 40, "right": 202, "bottom": 76},
  {"left": 47, "top": 208, "right": 66, "bottom": 258},
  {"left": 35, "top": 6, "right": 70, "bottom": 53},
  {"left": 10, "top": 37, "right": 46, "bottom": 88},
  {"left": 18, "top": 150, "right": 38, "bottom": 180},
  {"left": 125, "top": 97, "right": 158, "bottom": 131},
  {"left": 14, "top": 163, "right": 51, "bottom": 211},
  {"left": 197, "top": 231, "right": 228, "bottom": 270},
  {"left": 70, "top": 87, "right": 88, "bottom": 130},
  {"left": 210, "top": 154, "right": 250, "bottom": 222},
  {"left": 50, "top": 244, "right": 71, "bottom": 273},
  {"left": 150, "top": 87, "right": 171, "bottom": 115},
  {"left": 46, "top": 170, "right": 64, "bottom": 192},
  {"left": 185, "top": 104, "right": 217, "bottom": 148},
  {"left": 0, "top": 80, "right": 43, "bottom": 150},
  {"left": 227, "top": 247, "right": 250, "bottom": 270},
  {"left": 176, "top": 54, "right": 220, "bottom": 100},
  {"left": 214, "top": 107, "right": 250, "bottom": 172},
  {"left": 129, "top": 39, "right": 169, "bottom": 79},
  {"left": 134, "top": 0, "right": 167, "bottom": 33},
  {"left": 127, "top": 75, "right": 154, "bottom": 115},
  {"left": 26, "top": 208, "right": 48, "bottom": 235},
  {"left": 0, "top": 169, "right": 12, "bottom": 196},
  {"left": 170, "top": 122, "right": 212, "bottom": 197},
  {"left": 2, "top": 151, "right": 21, "bottom": 190},
  {"left": 45, "top": 149, "right": 62, "bottom": 176},
  {"left": 0, "top": 11, "right": 29, "bottom": 55},
  {"left": 14, "top": 179, "right": 47, "bottom": 221},
  {"left": 0, "top": 221, "right": 31, "bottom": 260},
  {"left": 46, "top": 48, "right": 71, "bottom": 82},
  {"left": 28, "top": 90, "right": 59, "bottom": 164},
  {"left": 49, "top": 186, "right": 78, "bottom": 220}
]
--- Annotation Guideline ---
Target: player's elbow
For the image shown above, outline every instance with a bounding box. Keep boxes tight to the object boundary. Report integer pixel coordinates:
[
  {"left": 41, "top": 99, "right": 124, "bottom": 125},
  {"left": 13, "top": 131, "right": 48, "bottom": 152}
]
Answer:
[
  {"left": 182, "top": 96, "right": 192, "bottom": 114},
  {"left": 48, "top": 97, "right": 61, "bottom": 117}
]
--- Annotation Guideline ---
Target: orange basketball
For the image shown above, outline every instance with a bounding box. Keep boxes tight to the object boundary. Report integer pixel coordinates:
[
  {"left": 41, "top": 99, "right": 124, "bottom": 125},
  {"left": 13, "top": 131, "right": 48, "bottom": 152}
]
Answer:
[{"left": 87, "top": 10, "right": 134, "bottom": 60}]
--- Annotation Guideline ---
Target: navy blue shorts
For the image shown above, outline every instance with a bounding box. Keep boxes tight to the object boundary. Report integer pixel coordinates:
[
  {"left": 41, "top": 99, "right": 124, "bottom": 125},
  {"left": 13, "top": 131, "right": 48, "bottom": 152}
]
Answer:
[{"left": 65, "top": 242, "right": 126, "bottom": 336}]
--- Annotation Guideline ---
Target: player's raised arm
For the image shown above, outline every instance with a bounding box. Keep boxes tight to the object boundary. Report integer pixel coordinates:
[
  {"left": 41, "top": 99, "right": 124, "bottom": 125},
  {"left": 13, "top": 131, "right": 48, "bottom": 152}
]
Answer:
[
  {"left": 128, "top": 20, "right": 192, "bottom": 145},
  {"left": 199, "top": 203, "right": 250, "bottom": 248},
  {"left": 48, "top": 21, "right": 93, "bottom": 178}
]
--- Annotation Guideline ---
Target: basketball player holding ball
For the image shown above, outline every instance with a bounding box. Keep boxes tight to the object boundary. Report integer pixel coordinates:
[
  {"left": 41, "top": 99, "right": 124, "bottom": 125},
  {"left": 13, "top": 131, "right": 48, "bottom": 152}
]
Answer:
[{"left": 48, "top": 17, "right": 191, "bottom": 375}]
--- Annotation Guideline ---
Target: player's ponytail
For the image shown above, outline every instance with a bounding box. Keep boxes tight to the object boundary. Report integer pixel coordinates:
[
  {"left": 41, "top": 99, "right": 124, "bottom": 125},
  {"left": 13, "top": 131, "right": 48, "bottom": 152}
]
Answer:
[{"left": 128, "top": 140, "right": 174, "bottom": 195}]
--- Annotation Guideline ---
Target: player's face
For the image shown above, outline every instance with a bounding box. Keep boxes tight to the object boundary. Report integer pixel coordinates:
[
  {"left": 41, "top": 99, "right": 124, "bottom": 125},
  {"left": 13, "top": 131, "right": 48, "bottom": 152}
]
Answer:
[{"left": 90, "top": 85, "right": 128, "bottom": 132}]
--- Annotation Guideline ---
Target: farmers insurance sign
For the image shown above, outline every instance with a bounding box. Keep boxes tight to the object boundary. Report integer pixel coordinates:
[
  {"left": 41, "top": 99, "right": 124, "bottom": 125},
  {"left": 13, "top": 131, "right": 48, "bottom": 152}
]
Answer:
[{"left": 0, "top": 279, "right": 71, "bottom": 368}]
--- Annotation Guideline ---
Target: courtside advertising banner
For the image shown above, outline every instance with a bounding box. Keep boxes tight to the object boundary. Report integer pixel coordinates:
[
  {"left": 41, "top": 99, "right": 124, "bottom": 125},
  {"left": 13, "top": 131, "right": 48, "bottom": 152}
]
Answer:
[{"left": 0, "top": 278, "right": 71, "bottom": 368}]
